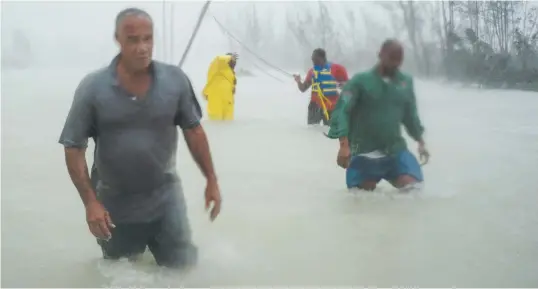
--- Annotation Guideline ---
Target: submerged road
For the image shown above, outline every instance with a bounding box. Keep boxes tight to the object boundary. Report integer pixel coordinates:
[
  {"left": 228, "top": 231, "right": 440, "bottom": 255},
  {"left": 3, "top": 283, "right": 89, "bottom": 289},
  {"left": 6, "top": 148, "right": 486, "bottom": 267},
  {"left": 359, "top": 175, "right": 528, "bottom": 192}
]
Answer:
[{"left": 2, "top": 67, "right": 538, "bottom": 287}]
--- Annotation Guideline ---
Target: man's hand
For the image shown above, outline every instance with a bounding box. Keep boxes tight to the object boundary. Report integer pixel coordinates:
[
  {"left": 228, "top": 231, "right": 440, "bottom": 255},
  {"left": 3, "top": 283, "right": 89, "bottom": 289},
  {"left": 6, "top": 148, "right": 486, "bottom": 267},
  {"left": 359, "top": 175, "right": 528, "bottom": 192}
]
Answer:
[
  {"left": 230, "top": 53, "right": 238, "bottom": 62},
  {"left": 293, "top": 74, "right": 302, "bottom": 83},
  {"left": 182, "top": 125, "right": 220, "bottom": 220},
  {"left": 205, "top": 179, "right": 222, "bottom": 221},
  {"left": 418, "top": 141, "right": 430, "bottom": 165},
  {"left": 337, "top": 145, "right": 351, "bottom": 169},
  {"left": 86, "top": 199, "right": 115, "bottom": 240}
]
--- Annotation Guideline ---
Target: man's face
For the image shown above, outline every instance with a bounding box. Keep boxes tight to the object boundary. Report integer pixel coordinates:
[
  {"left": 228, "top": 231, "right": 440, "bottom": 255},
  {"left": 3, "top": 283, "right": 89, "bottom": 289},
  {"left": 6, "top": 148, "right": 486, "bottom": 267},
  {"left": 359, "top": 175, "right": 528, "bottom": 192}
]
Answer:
[
  {"left": 311, "top": 53, "right": 324, "bottom": 66},
  {"left": 379, "top": 44, "right": 403, "bottom": 75},
  {"left": 115, "top": 15, "right": 153, "bottom": 71},
  {"left": 229, "top": 59, "right": 236, "bottom": 69}
]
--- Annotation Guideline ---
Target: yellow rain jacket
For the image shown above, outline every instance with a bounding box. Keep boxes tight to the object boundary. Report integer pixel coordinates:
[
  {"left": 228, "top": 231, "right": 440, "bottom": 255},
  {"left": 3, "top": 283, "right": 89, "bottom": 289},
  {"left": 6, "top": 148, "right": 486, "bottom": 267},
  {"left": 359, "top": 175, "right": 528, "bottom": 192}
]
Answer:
[{"left": 203, "top": 55, "right": 236, "bottom": 121}]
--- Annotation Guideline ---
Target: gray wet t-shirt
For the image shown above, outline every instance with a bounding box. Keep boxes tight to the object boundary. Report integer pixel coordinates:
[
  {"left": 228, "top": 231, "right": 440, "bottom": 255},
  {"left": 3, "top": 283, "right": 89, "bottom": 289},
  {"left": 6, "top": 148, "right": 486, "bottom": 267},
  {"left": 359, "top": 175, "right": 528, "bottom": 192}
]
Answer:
[{"left": 59, "top": 55, "right": 202, "bottom": 224}]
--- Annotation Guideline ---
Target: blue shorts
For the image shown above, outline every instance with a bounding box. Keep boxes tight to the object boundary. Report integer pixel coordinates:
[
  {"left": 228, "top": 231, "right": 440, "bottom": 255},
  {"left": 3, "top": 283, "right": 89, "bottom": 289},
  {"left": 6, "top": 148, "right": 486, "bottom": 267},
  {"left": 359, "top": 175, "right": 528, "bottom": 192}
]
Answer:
[{"left": 346, "top": 149, "right": 424, "bottom": 189}]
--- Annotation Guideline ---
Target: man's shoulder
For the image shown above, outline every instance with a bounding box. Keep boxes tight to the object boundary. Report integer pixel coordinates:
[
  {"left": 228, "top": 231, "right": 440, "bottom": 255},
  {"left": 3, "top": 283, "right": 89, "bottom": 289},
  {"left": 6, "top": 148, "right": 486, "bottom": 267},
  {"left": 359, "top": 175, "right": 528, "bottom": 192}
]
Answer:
[
  {"left": 153, "top": 61, "right": 193, "bottom": 92},
  {"left": 331, "top": 63, "right": 347, "bottom": 70},
  {"left": 153, "top": 61, "right": 197, "bottom": 101},
  {"left": 342, "top": 71, "right": 375, "bottom": 92},
  {"left": 84, "top": 66, "right": 109, "bottom": 83},
  {"left": 350, "top": 71, "right": 373, "bottom": 82},
  {"left": 76, "top": 67, "right": 110, "bottom": 95},
  {"left": 153, "top": 61, "right": 187, "bottom": 79},
  {"left": 397, "top": 70, "right": 414, "bottom": 82}
]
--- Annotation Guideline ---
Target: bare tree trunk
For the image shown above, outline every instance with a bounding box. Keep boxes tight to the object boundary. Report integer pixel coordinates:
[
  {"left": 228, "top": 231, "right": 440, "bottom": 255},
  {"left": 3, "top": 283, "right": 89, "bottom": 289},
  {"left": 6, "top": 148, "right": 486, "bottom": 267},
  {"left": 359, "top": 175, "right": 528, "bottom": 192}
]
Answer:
[
  {"left": 475, "top": 1, "right": 480, "bottom": 38},
  {"left": 442, "top": 0, "right": 449, "bottom": 53},
  {"left": 449, "top": 1, "right": 454, "bottom": 29},
  {"left": 318, "top": 1, "right": 327, "bottom": 48},
  {"left": 467, "top": 1, "right": 480, "bottom": 39},
  {"left": 247, "top": 3, "right": 262, "bottom": 50},
  {"left": 501, "top": 1, "right": 507, "bottom": 52},
  {"left": 482, "top": 4, "right": 495, "bottom": 46},
  {"left": 286, "top": 6, "right": 316, "bottom": 68},
  {"left": 399, "top": 0, "right": 424, "bottom": 74}
]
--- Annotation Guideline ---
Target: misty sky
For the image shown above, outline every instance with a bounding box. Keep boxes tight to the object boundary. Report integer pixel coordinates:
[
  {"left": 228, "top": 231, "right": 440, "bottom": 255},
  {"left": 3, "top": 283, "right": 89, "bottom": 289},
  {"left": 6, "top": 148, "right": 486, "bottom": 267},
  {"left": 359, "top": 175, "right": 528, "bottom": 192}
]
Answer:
[{"left": 1, "top": 1, "right": 384, "bottom": 68}]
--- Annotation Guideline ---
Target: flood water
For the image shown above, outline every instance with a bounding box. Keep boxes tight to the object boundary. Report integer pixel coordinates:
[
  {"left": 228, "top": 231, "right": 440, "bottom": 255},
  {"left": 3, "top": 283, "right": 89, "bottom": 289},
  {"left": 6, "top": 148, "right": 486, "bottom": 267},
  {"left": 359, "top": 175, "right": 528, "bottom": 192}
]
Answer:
[{"left": 2, "top": 66, "right": 538, "bottom": 287}]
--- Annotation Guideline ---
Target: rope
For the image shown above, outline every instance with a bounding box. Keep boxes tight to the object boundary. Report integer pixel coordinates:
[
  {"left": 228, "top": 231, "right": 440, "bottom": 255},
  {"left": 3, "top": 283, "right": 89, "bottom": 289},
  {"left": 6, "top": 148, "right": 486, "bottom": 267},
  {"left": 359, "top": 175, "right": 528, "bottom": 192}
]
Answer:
[
  {"left": 210, "top": 14, "right": 294, "bottom": 78},
  {"left": 249, "top": 61, "right": 286, "bottom": 83},
  {"left": 209, "top": 14, "right": 337, "bottom": 119},
  {"left": 312, "top": 82, "right": 331, "bottom": 121}
]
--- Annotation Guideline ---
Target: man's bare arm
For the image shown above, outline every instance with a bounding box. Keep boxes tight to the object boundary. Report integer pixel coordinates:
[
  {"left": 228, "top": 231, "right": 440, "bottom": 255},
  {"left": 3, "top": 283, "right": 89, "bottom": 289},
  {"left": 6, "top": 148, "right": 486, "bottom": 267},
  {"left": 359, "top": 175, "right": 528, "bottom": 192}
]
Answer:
[
  {"left": 64, "top": 147, "right": 98, "bottom": 206},
  {"left": 174, "top": 69, "right": 217, "bottom": 181},
  {"left": 59, "top": 73, "right": 98, "bottom": 206},
  {"left": 402, "top": 78, "right": 425, "bottom": 143},
  {"left": 339, "top": 137, "right": 349, "bottom": 148},
  {"left": 298, "top": 78, "right": 312, "bottom": 93},
  {"left": 183, "top": 125, "right": 217, "bottom": 182}
]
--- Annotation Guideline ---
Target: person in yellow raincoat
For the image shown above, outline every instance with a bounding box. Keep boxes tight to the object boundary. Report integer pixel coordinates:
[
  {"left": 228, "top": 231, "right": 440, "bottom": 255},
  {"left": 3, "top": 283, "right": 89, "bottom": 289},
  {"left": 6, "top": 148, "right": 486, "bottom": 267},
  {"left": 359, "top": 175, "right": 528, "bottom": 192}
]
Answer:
[{"left": 203, "top": 53, "right": 238, "bottom": 121}]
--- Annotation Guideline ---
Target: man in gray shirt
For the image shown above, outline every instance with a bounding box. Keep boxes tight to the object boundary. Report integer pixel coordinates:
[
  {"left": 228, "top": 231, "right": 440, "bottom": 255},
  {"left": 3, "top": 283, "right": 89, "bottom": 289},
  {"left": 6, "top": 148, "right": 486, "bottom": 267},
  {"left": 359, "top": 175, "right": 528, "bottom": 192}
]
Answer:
[{"left": 59, "top": 8, "right": 221, "bottom": 268}]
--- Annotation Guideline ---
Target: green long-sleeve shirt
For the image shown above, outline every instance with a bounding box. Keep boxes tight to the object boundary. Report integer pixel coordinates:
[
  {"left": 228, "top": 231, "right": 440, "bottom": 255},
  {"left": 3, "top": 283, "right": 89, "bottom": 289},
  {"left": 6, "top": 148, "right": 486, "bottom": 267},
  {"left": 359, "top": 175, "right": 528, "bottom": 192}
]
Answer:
[{"left": 327, "top": 67, "right": 425, "bottom": 156}]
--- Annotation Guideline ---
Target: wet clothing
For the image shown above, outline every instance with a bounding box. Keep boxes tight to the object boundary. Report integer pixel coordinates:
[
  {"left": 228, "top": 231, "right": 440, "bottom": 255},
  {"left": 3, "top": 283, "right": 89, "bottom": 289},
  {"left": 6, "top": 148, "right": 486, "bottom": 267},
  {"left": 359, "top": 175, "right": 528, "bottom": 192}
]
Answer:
[
  {"left": 327, "top": 67, "right": 425, "bottom": 186},
  {"left": 328, "top": 67, "right": 425, "bottom": 155},
  {"left": 59, "top": 55, "right": 201, "bottom": 266},
  {"left": 345, "top": 149, "right": 423, "bottom": 189},
  {"left": 203, "top": 55, "right": 236, "bottom": 121},
  {"left": 98, "top": 191, "right": 197, "bottom": 268},
  {"left": 312, "top": 63, "right": 340, "bottom": 95},
  {"left": 304, "top": 63, "right": 348, "bottom": 125},
  {"left": 308, "top": 102, "right": 332, "bottom": 126}
]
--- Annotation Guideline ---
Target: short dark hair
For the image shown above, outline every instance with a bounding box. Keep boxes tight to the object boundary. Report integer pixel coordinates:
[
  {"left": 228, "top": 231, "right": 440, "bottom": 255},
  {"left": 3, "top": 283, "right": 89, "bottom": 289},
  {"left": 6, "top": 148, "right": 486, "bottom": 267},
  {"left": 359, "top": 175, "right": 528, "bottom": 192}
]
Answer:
[
  {"left": 115, "top": 7, "right": 153, "bottom": 35},
  {"left": 312, "top": 48, "right": 326, "bottom": 60},
  {"left": 381, "top": 39, "right": 400, "bottom": 51}
]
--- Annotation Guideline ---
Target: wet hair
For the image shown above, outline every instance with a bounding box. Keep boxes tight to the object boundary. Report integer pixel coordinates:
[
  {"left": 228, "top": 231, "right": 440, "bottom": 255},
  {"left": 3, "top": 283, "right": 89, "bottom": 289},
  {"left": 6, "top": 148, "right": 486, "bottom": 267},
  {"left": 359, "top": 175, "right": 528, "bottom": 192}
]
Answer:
[
  {"left": 381, "top": 39, "right": 401, "bottom": 51},
  {"left": 312, "top": 48, "right": 327, "bottom": 61},
  {"left": 114, "top": 7, "right": 153, "bottom": 35}
]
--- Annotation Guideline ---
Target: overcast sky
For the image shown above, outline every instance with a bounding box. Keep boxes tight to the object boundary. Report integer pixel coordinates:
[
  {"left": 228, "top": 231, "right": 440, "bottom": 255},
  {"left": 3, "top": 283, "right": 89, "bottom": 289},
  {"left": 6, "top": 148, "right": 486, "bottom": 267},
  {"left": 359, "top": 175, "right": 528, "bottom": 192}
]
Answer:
[{"left": 1, "top": 1, "right": 385, "bottom": 68}]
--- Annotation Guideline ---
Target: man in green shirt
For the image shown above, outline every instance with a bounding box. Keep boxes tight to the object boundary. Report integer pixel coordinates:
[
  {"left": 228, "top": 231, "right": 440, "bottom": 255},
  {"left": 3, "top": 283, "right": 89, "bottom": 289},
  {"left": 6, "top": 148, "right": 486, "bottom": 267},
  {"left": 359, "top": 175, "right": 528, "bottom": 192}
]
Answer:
[{"left": 327, "top": 39, "right": 430, "bottom": 191}]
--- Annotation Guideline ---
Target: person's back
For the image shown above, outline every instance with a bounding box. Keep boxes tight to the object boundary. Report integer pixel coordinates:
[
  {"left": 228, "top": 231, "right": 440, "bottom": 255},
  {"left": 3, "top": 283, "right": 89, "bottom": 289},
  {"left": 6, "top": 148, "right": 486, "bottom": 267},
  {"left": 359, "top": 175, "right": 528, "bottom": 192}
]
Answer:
[
  {"left": 204, "top": 55, "right": 235, "bottom": 92},
  {"left": 203, "top": 54, "right": 237, "bottom": 121}
]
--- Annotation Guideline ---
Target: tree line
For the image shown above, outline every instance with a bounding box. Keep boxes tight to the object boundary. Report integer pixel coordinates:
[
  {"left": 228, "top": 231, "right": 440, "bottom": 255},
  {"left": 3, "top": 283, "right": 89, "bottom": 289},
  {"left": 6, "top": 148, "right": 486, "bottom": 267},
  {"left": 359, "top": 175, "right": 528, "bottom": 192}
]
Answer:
[{"left": 226, "top": 1, "right": 538, "bottom": 92}]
